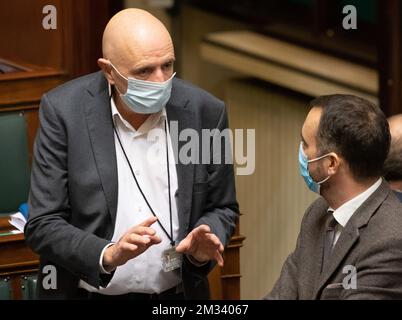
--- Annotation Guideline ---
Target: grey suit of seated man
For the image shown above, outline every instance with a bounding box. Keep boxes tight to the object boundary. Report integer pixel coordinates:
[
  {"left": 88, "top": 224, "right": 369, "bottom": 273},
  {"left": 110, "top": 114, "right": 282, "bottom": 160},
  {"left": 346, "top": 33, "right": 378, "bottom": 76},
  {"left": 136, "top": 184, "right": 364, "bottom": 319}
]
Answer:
[{"left": 266, "top": 94, "right": 402, "bottom": 300}]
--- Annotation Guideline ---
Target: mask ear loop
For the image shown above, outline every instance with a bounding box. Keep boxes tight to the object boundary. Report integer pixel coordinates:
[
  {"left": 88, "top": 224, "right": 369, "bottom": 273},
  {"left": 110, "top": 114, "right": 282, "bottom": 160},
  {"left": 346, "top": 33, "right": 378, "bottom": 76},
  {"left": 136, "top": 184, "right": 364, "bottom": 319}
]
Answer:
[
  {"left": 316, "top": 153, "right": 334, "bottom": 185},
  {"left": 316, "top": 175, "right": 331, "bottom": 185},
  {"left": 109, "top": 62, "right": 128, "bottom": 81},
  {"left": 307, "top": 152, "right": 332, "bottom": 163},
  {"left": 308, "top": 152, "right": 334, "bottom": 185},
  {"left": 109, "top": 62, "right": 127, "bottom": 97}
]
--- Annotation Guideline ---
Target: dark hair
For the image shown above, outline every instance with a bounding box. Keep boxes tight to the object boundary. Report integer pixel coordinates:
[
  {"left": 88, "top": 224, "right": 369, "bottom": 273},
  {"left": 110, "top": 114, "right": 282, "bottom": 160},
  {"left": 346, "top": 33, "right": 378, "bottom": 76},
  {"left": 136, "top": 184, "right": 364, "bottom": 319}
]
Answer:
[
  {"left": 309, "top": 94, "right": 390, "bottom": 180},
  {"left": 383, "top": 135, "right": 402, "bottom": 181}
]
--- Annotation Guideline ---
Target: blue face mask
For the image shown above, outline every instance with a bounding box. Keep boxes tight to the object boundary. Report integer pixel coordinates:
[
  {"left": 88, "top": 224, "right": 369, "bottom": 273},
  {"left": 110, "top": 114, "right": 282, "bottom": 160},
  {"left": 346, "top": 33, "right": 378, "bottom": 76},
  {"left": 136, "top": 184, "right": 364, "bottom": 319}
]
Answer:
[
  {"left": 111, "top": 63, "right": 175, "bottom": 114},
  {"left": 298, "top": 143, "right": 331, "bottom": 194}
]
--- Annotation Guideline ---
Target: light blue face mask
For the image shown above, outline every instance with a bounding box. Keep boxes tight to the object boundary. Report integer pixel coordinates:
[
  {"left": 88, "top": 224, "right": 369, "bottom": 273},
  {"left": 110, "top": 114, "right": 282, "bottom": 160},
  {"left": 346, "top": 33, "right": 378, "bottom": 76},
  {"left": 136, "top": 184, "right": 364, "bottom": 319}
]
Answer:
[
  {"left": 111, "top": 63, "right": 175, "bottom": 114},
  {"left": 298, "top": 143, "right": 331, "bottom": 194}
]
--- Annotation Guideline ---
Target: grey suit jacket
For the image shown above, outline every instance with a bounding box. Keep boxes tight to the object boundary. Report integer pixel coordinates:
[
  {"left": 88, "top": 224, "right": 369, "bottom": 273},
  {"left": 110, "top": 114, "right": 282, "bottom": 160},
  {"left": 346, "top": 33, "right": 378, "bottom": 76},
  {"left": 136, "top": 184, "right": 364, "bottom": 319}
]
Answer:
[
  {"left": 266, "top": 180, "right": 402, "bottom": 299},
  {"left": 25, "top": 71, "right": 239, "bottom": 299}
]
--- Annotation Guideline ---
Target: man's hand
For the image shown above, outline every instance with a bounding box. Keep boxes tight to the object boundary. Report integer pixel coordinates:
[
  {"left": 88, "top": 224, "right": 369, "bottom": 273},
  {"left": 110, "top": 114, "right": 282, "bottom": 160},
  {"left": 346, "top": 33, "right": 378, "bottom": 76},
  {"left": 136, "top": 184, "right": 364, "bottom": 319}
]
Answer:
[
  {"left": 103, "top": 216, "right": 161, "bottom": 270},
  {"left": 176, "top": 224, "right": 224, "bottom": 267}
]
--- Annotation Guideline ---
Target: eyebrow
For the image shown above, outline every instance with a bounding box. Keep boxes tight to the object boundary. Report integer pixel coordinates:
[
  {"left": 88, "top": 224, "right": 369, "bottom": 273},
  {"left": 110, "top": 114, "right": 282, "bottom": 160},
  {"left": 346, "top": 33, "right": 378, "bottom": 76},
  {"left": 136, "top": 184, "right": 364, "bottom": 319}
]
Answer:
[
  {"left": 130, "top": 58, "right": 176, "bottom": 74},
  {"left": 300, "top": 133, "right": 308, "bottom": 147}
]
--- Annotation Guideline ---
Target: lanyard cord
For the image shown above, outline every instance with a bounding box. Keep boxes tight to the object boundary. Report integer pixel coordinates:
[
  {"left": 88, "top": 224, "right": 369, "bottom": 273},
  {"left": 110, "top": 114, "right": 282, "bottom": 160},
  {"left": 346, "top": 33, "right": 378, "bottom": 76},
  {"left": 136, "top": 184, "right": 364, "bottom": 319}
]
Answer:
[
  {"left": 165, "top": 119, "right": 173, "bottom": 246},
  {"left": 112, "top": 116, "right": 175, "bottom": 246}
]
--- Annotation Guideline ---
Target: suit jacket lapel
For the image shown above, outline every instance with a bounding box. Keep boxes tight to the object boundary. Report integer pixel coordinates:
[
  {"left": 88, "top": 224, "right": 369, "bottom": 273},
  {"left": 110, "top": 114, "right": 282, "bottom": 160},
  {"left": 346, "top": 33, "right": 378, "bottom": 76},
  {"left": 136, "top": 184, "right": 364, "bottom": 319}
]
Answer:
[
  {"left": 83, "top": 72, "right": 118, "bottom": 229},
  {"left": 166, "top": 79, "right": 193, "bottom": 242},
  {"left": 313, "top": 180, "right": 390, "bottom": 298},
  {"left": 313, "top": 223, "right": 360, "bottom": 298}
]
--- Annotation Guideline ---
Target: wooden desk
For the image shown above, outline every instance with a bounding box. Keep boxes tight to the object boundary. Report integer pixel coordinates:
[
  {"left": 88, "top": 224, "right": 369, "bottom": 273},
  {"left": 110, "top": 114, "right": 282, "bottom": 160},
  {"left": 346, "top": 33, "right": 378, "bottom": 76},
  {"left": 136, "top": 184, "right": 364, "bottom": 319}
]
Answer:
[{"left": 0, "top": 216, "right": 39, "bottom": 299}]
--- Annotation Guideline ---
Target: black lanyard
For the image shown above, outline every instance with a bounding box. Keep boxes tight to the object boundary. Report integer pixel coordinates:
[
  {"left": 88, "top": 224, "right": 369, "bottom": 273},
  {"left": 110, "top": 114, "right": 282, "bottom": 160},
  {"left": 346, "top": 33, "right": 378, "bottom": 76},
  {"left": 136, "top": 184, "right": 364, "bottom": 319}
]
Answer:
[{"left": 112, "top": 108, "right": 175, "bottom": 246}]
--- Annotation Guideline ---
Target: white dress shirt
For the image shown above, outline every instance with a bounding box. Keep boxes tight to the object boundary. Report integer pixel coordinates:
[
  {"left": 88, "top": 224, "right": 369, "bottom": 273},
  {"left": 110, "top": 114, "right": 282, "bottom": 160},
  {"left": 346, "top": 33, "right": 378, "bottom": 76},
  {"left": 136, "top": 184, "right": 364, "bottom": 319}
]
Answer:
[
  {"left": 79, "top": 93, "right": 181, "bottom": 295},
  {"left": 328, "top": 178, "right": 382, "bottom": 247}
]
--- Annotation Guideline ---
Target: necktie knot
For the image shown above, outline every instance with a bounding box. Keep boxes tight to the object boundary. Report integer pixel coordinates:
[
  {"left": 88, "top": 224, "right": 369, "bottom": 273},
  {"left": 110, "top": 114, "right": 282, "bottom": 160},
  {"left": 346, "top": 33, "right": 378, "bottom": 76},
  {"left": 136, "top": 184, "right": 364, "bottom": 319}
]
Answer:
[{"left": 326, "top": 213, "right": 338, "bottom": 231}]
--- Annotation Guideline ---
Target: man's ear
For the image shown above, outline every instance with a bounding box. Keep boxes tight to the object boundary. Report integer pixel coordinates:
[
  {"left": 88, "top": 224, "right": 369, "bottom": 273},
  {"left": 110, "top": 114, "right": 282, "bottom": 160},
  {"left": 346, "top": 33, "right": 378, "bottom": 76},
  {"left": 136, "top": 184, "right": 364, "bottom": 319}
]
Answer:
[
  {"left": 328, "top": 153, "right": 340, "bottom": 176},
  {"left": 98, "top": 58, "right": 115, "bottom": 85}
]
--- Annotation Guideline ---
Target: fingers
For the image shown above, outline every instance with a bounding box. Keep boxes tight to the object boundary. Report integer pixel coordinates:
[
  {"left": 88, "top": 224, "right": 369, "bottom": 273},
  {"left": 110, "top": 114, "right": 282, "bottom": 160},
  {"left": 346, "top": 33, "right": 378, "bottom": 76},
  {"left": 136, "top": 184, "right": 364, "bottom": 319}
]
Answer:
[
  {"left": 126, "top": 233, "right": 151, "bottom": 247},
  {"left": 126, "top": 217, "right": 158, "bottom": 241},
  {"left": 138, "top": 216, "right": 158, "bottom": 227},
  {"left": 148, "top": 235, "right": 162, "bottom": 244},
  {"left": 175, "top": 237, "right": 191, "bottom": 253},
  {"left": 132, "top": 226, "right": 156, "bottom": 237},
  {"left": 194, "top": 224, "right": 211, "bottom": 235},
  {"left": 207, "top": 233, "right": 223, "bottom": 250},
  {"left": 121, "top": 242, "right": 138, "bottom": 252},
  {"left": 219, "top": 243, "right": 224, "bottom": 253},
  {"left": 214, "top": 250, "right": 224, "bottom": 267}
]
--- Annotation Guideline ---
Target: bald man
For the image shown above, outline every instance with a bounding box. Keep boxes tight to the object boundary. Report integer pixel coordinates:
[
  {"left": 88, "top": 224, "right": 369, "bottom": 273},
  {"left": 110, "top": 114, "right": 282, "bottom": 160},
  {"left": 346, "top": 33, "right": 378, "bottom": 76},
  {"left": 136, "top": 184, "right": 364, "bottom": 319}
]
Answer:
[
  {"left": 25, "top": 9, "right": 239, "bottom": 300},
  {"left": 384, "top": 114, "right": 402, "bottom": 201}
]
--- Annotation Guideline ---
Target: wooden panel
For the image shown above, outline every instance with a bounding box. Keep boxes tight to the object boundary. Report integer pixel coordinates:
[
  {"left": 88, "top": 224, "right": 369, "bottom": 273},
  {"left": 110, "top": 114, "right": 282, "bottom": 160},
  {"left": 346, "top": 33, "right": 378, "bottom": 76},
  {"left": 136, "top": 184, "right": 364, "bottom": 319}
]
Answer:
[
  {"left": 0, "top": 231, "right": 39, "bottom": 275},
  {"left": 201, "top": 31, "right": 378, "bottom": 104},
  {"left": 0, "top": 0, "right": 123, "bottom": 78},
  {"left": 0, "top": 70, "right": 65, "bottom": 107},
  {"left": 0, "top": 0, "right": 64, "bottom": 70},
  {"left": 378, "top": 0, "right": 402, "bottom": 116},
  {"left": 208, "top": 222, "right": 245, "bottom": 300},
  {"left": 60, "top": 0, "right": 114, "bottom": 78},
  {"left": 0, "top": 59, "right": 62, "bottom": 160}
]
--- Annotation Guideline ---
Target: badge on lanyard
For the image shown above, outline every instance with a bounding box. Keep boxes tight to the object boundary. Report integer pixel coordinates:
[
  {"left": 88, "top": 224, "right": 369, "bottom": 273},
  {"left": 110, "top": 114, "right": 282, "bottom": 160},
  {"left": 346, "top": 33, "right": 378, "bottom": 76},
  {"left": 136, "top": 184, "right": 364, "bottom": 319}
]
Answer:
[{"left": 162, "top": 245, "right": 182, "bottom": 272}]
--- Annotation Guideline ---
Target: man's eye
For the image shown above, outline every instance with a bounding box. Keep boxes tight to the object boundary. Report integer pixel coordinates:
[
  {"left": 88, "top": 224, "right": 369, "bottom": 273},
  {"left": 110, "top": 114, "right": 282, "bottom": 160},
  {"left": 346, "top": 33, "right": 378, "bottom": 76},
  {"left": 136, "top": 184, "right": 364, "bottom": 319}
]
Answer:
[
  {"left": 163, "top": 62, "right": 173, "bottom": 69},
  {"left": 135, "top": 68, "right": 151, "bottom": 77}
]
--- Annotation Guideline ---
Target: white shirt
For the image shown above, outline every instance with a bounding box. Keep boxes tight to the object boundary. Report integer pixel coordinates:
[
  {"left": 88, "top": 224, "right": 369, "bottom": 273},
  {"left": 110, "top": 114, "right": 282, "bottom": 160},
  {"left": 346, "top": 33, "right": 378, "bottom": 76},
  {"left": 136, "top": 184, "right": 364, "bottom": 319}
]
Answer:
[
  {"left": 79, "top": 93, "right": 181, "bottom": 295},
  {"left": 328, "top": 178, "right": 382, "bottom": 246}
]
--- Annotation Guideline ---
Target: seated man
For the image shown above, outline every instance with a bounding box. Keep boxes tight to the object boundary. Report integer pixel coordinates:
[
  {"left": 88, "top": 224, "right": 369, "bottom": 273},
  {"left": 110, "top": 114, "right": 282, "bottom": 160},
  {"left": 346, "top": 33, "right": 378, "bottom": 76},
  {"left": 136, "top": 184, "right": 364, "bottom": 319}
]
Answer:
[
  {"left": 265, "top": 94, "right": 402, "bottom": 299},
  {"left": 383, "top": 114, "right": 402, "bottom": 201}
]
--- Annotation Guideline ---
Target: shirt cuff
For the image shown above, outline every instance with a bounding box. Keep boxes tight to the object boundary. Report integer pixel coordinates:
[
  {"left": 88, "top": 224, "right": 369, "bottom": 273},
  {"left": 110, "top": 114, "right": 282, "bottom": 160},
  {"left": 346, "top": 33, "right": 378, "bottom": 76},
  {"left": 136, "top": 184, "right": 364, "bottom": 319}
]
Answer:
[
  {"left": 186, "top": 254, "right": 209, "bottom": 267},
  {"left": 99, "top": 243, "right": 116, "bottom": 274}
]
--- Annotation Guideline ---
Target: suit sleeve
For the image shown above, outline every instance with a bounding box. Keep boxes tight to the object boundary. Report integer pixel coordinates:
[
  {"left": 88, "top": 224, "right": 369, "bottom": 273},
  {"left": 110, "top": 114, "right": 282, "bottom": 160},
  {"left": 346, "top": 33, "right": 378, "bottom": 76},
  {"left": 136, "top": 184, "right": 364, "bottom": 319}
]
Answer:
[
  {"left": 25, "top": 94, "right": 113, "bottom": 288},
  {"left": 187, "top": 104, "right": 240, "bottom": 276}
]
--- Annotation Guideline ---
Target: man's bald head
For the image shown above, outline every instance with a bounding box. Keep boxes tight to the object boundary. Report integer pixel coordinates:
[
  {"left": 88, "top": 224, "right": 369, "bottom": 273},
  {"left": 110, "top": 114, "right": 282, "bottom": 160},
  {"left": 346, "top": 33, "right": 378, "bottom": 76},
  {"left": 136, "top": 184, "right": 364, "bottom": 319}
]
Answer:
[
  {"left": 384, "top": 114, "right": 402, "bottom": 187},
  {"left": 99, "top": 8, "right": 175, "bottom": 84}
]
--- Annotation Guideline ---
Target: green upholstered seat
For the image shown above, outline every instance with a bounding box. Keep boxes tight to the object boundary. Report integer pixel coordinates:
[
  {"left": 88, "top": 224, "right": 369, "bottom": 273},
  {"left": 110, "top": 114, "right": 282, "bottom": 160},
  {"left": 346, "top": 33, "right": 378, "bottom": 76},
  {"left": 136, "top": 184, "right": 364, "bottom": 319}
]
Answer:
[
  {"left": 0, "top": 278, "right": 11, "bottom": 299},
  {"left": 0, "top": 113, "right": 30, "bottom": 216}
]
